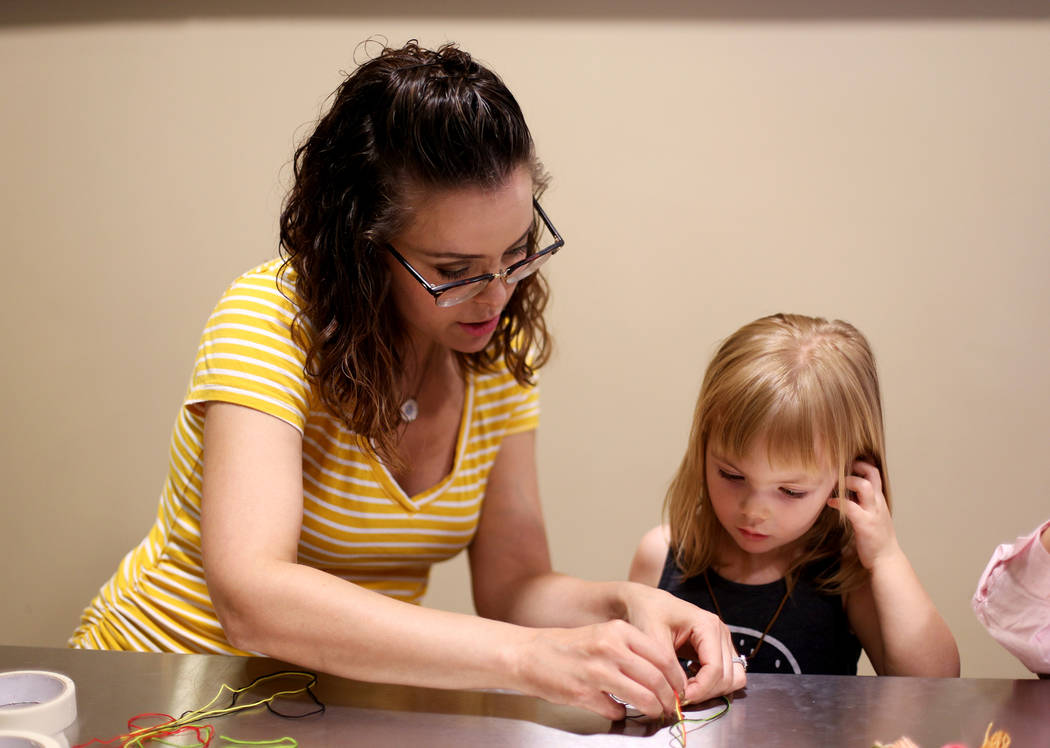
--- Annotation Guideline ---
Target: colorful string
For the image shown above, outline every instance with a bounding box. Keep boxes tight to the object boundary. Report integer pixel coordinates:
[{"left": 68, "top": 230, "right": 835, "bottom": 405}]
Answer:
[
  {"left": 673, "top": 694, "right": 685, "bottom": 747},
  {"left": 154, "top": 732, "right": 297, "bottom": 748},
  {"left": 72, "top": 670, "right": 322, "bottom": 748},
  {"left": 873, "top": 720, "right": 1013, "bottom": 748},
  {"left": 981, "top": 722, "right": 1011, "bottom": 748},
  {"left": 668, "top": 695, "right": 731, "bottom": 748}
]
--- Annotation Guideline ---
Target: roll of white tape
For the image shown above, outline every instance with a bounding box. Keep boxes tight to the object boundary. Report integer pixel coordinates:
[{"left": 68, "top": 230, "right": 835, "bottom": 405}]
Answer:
[
  {"left": 0, "top": 729, "right": 65, "bottom": 748},
  {"left": 0, "top": 731, "right": 64, "bottom": 748},
  {"left": 0, "top": 671, "right": 77, "bottom": 737}
]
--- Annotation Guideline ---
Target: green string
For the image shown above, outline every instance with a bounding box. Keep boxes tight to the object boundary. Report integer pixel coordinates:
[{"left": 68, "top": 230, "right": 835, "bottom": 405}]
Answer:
[{"left": 669, "top": 695, "right": 731, "bottom": 748}]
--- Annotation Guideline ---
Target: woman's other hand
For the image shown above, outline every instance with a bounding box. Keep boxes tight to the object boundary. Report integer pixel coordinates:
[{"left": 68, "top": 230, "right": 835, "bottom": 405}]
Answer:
[{"left": 620, "top": 582, "right": 746, "bottom": 706}]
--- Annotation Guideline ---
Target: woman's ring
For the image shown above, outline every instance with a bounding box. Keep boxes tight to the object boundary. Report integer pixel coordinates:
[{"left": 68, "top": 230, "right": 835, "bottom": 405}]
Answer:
[{"left": 732, "top": 654, "right": 747, "bottom": 671}]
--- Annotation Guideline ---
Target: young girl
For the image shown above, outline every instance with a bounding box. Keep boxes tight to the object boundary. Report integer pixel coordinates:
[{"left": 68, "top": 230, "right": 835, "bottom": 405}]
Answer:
[{"left": 630, "top": 313, "right": 959, "bottom": 676}]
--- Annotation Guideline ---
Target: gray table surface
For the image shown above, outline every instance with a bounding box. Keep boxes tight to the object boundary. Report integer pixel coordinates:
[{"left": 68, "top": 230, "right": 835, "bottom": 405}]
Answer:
[{"left": 2, "top": 645, "right": 1048, "bottom": 747}]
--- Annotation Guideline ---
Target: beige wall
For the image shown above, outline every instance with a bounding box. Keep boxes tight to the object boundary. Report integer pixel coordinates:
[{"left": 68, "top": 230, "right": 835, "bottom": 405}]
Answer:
[{"left": 2, "top": 6, "right": 1048, "bottom": 680}]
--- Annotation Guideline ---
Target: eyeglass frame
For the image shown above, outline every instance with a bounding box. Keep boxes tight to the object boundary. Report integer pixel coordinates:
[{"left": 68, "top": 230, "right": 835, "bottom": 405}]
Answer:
[{"left": 381, "top": 198, "right": 564, "bottom": 307}]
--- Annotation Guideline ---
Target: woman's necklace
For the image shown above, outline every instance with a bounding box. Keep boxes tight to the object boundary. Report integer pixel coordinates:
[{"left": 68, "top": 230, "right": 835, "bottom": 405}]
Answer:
[
  {"left": 399, "top": 345, "right": 440, "bottom": 423},
  {"left": 703, "top": 569, "right": 791, "bottom": 661},
  {"left": 399, "top": 396, "right": 420, "bottom": 423}
]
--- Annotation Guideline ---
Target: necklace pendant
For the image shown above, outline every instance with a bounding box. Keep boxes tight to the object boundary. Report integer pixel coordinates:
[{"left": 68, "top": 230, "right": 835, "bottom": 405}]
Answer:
[{"left": 400, "top": 398, "right": 419, "bottom": 423}]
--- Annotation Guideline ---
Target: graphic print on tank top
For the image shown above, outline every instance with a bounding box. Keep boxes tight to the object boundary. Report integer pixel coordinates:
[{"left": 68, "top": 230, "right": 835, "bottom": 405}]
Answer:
[
  {"left": 657, "top": 551, "right": 862, "bottom": 675},
  {"left": 726, "top": 625, "right": 800, "bottom": 673}
]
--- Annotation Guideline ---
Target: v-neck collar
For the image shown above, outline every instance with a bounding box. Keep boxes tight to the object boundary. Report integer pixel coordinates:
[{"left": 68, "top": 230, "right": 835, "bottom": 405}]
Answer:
[{"left": 369, "top": 372, "right": 474, "bottom": 513}]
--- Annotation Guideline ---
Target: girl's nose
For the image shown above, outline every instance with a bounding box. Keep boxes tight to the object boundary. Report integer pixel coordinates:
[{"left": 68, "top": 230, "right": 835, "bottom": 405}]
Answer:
[{"left": 740, "top": 493, "right": 768, "bottom": 523}]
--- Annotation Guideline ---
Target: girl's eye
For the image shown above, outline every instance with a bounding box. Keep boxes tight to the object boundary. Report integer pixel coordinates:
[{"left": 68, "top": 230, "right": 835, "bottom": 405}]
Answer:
[
  {"left": 506, "top": 245, "right": 529, "bottom": 260},
  {"left": 718, "top": 469, "right": 744, "bottom": 482},
  {"left": 780, "top": 487, "right": 807, "bottom": 499}
]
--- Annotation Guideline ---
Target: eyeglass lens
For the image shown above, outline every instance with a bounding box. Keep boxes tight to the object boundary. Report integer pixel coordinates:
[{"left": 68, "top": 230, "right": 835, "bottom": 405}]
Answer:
[{"left": 435, "top": 251, "right": 553, "bottom": 307}]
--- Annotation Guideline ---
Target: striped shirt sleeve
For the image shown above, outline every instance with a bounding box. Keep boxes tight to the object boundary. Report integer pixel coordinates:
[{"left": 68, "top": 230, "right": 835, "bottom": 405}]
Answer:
[
  {"left": 187, "top": 262, "right": 310, "bottom": 432},
  {"left": 504, "top": 377, "right": 540, "bottom": 436}
]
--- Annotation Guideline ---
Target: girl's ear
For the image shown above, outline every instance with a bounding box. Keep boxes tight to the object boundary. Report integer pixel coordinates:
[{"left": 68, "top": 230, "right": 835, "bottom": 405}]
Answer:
[
  {"left": 829, "top": 485, "right": 857, "bottom": 502},
  {"left": 829, "top": 476, "right": 858, "bottom": 502},
  {"left": 836, "top": 454, "right": 880, "bottom": 500}
]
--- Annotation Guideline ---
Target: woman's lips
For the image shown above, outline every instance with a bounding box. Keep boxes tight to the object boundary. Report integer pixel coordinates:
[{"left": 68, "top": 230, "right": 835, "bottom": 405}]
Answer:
[{"left": 459, "top": 316, "right": 500, "bottom": 337}]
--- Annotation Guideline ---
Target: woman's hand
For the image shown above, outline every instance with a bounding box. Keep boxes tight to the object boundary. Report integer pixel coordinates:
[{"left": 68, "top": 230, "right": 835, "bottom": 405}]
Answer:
[
  {"left": 503, "top": 583, "right": 744, "bottom": 720},
  {"left": 828, "top": 460, "right": 902, "bottom": 571},
  {"left": 619, "top": 582, "right": 746, "bottom": 707},
  {"left": 512, "top": 618, "right": 686, "bottom": 721},
  {"left": 468, "top": 432, "right": 743, "bottom": 715}
]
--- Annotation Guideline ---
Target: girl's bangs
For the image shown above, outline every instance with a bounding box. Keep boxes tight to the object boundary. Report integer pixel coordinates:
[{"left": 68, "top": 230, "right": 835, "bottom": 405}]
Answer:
[{"left": 707, "top": 378, "right": 838, "bottom": 474}]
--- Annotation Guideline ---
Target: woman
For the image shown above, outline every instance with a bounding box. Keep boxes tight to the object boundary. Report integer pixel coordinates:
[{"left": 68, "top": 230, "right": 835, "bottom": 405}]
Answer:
[{"left": 71, "top": 40, "right": 744, "bottom": 720}]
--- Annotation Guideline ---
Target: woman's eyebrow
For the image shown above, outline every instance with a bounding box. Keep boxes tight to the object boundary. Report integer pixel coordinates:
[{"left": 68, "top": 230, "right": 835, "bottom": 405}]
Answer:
[{"left": 418, "top": 227, "right": 530, "bottom": 260}]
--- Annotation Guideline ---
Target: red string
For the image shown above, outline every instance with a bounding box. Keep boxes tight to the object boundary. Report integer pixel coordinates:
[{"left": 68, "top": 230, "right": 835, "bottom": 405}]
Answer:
[{"left": 72, "top": 712, "right": 215, "bottom": 748}]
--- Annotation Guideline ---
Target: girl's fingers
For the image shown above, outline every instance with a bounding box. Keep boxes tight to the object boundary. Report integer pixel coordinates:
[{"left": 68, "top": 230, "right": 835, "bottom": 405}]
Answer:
[
  {"left": 844, "top": 475, "right": 878, "bottom": 509},
  {"left": 851, "top": 460, "right": 883, "bottom": 494},
  {"left": 828, "top": 494, "right": 862, "bottom": 528}
]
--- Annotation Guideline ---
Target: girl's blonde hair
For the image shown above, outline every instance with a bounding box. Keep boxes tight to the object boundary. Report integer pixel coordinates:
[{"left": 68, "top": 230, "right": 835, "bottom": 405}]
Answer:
[{"left": 666, "top": 313, "right": 890, "bottom": 594}]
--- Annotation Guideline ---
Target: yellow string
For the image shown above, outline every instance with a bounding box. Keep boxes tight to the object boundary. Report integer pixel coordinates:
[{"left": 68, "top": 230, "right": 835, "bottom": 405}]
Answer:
[
  {"left": 154, "top": 733, "right": 297, "bottom": 748},
  {"left": 668, "top": 695, "right": 730, "bottom": 748},
  {"left": 674, "top": 694, "right": 685, "bottom": 748},
  {"left": 121, "top": 672, "right": 318, "bottom": 748},
  {"left": 981, "top": 722, "right": 1011, "bottom": 748},
  {"left": 873, "top": 722, "right": 1012, "bottom": 748}
]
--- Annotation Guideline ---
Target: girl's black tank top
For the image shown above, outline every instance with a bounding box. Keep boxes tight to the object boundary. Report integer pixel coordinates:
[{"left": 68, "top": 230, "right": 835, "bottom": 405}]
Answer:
[{"left": 658, "top": 550, "right": 862, "bottom": 674}]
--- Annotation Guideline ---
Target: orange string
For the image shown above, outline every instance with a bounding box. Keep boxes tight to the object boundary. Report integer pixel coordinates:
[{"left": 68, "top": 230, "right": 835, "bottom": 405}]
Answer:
[{"left": 674, "top": 693, "right": 685, "bottom": 748}]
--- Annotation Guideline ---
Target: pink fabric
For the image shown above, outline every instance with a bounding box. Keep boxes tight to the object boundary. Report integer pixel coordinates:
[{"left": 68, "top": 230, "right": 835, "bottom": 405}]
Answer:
[{"left": 972, "top": 519, "right": 1050, "bottom": 674}]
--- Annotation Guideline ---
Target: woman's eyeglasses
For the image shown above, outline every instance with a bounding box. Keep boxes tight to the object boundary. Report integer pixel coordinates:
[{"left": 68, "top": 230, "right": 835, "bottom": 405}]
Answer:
[{"left": 384, "top": 199, "right": 563, "bottom": 308}]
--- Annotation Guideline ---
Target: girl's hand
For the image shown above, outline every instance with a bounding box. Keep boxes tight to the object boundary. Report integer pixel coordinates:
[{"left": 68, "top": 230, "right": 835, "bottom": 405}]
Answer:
[
  {"left": 837, "top": 461, "right": 961, "bottom": 676},
  {"left": 827, "top": 460, "right": 902, "bottom": 571}
]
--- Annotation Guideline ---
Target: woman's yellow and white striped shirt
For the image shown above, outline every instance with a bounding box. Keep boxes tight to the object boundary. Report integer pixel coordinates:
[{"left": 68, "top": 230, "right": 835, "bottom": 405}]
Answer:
[{"left": 70, "top": 259, "right": 539, "bottom": 654}]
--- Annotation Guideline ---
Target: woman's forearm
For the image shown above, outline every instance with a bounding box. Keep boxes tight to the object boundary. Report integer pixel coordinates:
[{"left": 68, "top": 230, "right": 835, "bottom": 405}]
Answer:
[
  {"left": 483, "top": 571, "right": 631, "bottom": 628},
  {"left": 215, "top": 559, "right": 535, "bottom": 692},
  {"left": 214, "top": 561, "right": 716, "bottom": 721}
]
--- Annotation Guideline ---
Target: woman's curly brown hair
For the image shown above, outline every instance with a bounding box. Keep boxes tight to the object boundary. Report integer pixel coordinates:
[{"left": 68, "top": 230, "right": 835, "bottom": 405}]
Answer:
[{"left": 278, "top": 40, "right": 551, "bottom": 466}]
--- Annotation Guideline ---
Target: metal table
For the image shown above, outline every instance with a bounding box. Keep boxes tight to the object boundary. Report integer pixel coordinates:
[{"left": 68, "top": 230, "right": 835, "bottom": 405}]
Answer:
[{"left": 2, "top": 645, "right": 1047, "bottom": 747}]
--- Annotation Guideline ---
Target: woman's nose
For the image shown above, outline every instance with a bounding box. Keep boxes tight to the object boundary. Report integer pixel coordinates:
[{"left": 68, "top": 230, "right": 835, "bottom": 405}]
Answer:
[{"left": 474, "top": 273, "right": 512, "bottom": 309}]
